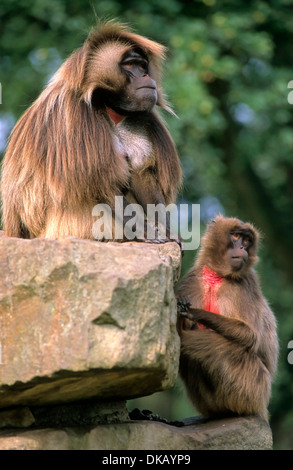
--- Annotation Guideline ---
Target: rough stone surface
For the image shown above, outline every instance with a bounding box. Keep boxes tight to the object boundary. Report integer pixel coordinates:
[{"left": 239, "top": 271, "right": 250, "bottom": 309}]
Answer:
[
  {"left": 0, "top": 400, "right": 129, "bottom": 429},
  {"left": 0, "top": 234, "right": 181, "bottom": 408},
  {"left": 0, "top": 415, "right": 272, "bottom": 450}
]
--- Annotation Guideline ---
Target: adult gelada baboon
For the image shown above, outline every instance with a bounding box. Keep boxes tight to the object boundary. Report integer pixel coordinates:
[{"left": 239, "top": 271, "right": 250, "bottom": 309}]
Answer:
[{"left": 1, "top": 21, "right": 182, "bottom": 242}]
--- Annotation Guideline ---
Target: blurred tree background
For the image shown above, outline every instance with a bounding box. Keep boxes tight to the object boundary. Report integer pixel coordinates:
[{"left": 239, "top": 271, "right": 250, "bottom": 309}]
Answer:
[{"left": 1, "top": 0, "right": 293, "bottom": 449}]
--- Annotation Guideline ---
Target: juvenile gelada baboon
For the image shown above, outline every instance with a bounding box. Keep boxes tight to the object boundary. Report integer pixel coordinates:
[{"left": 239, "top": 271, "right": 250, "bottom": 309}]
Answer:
[{"left": 177, "top": 215, "right": 278, "bottom": 421}]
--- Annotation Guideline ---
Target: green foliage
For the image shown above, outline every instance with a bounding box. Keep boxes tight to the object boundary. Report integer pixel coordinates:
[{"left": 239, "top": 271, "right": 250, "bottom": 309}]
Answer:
[{"left": 1, "top": 0, "right": 293, "bottom": 449}]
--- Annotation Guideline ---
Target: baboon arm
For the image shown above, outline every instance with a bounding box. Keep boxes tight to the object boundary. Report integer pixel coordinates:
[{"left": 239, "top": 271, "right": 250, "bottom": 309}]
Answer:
[
  {"left": 130, "top": 170, "right": 166, "bottom": 209},
  {"left": 181, "top": 307, "right": 258, "bottom": 351},
  {"left": 129, "top": 171, "right": 179, "bottom": 243}
]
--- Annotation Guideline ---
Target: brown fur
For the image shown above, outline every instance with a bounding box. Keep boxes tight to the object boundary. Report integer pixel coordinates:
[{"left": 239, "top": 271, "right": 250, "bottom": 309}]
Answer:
[
  {"left": 177, "top": 215, "right": 278, "bottom": 421},
  {"left": 1, "top": 20, "right": 182, "bottom": 239}
]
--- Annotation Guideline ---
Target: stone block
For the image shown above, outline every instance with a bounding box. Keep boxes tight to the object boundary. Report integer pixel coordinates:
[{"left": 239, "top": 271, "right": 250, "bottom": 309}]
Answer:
[
  {"left": 0, "top": 415, "right": 273, "bottom": 450},
  {"left": 0, "top": 235, "right": 181, "bottom": 408}
]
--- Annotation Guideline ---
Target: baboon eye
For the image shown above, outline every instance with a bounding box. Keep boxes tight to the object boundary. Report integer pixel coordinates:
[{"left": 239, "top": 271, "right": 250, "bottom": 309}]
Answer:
[
  {"left": 123, "top": 62, "right": 134, "bottom": 69},
  {"left": 243, "top": 236, "right": 251, "bottom": 246},
  {"left": 231, "top": 233, "right": 240, "bottom": 241}
]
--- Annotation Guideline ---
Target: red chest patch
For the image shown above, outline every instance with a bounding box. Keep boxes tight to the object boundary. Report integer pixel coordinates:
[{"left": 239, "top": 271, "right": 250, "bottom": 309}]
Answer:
[
  {"left": 197, "top": 265, "right": 224, "bottom": 329},
  {"left": 106, "top": 106, "right": 126, "bottom": 126},
  {"left": 202, "top": 265, "right": 224, "bottom": 314}
]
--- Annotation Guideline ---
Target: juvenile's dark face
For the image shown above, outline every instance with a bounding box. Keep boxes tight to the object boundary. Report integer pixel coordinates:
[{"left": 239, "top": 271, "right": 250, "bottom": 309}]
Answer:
[
  {"left": 227, "top": 229, "right": 254, "bottom": 271},
  {"left": 200, "top": 216, "right": 259, "bottom": 278},
  {"left": 105, "top": 48, "right": 158, "bottom": 113}
]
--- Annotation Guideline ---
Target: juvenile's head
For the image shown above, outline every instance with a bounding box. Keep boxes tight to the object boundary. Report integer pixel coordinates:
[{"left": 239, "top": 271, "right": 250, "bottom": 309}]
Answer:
[{"left": 198, "top": 215, "right": 259, "bottom": 278}]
